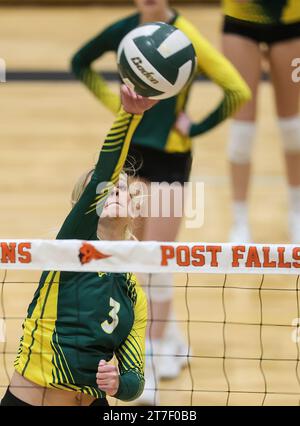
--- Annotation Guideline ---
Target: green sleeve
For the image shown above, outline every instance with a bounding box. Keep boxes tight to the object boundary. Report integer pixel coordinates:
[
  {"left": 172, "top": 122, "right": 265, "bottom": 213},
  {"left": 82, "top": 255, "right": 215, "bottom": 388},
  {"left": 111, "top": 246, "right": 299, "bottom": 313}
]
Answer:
[
  {"left": 114, "top": 370, "right": 145, "bottom": 402},
  {"left": 71, "top": 21, "right": 124, "bottom": 114},
  {"left": 114, "top": 283, "right": 147, "bottom": 401},
  {"left": 56, "top": 108, "right": 143, "bottom": 241},
  {"left": 175, "top": 16, "right": 252, "bottom": 137},
  {"left": 189, "top": 33, "right": 252, "bottom": 137}
]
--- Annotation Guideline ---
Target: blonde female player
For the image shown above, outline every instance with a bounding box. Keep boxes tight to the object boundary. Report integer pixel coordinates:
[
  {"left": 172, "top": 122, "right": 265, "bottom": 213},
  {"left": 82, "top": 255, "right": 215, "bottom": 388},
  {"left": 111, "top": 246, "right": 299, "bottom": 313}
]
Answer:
[
  {"left": 71, "top": 0, "right": 251, "bottom": 404},
  {"left": 0, "top": 86, "right": 157, "bottom": 406},
  {"left": 222, "top": 0, "right": 300, "bottom": 242}
]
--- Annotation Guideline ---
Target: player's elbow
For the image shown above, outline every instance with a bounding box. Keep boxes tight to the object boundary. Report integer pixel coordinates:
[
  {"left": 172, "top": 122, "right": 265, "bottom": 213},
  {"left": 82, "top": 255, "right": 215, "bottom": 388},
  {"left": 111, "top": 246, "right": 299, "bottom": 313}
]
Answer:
[
  {"left": 124, "top": 377, "right": 145, "bottom": 402},
  {"left": 114, "top": 373, "right": 145, "bottom": 402},
  {"left": 71, "top": 52, "right": 84, "bottom": 78},
  {"left": 239, "top": 82, "right": 252, "bottom": 105}
]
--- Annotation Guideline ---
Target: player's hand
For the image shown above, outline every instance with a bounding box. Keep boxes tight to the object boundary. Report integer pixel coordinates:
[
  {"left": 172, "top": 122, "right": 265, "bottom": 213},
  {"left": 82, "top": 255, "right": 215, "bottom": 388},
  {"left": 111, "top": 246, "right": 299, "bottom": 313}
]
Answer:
[
  {"left": 96, "top": 360, "right": 119, "bottom": 397},
  {"left": 121, "top": 84, "right": 158, "bottom": 115},
  {"left": 174, "top": 112, "right": 192, "bottom": 137}
]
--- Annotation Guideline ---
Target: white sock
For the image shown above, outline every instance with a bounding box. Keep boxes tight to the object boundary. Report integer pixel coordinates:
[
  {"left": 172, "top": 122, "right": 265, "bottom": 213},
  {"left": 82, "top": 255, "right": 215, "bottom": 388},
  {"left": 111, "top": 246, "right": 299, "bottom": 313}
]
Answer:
[
  {"left": 289, "top": 186, "right": 300, "bottom": 215},
  {"left": 232, "top": 201, "right": 248, "bottom": 226}
]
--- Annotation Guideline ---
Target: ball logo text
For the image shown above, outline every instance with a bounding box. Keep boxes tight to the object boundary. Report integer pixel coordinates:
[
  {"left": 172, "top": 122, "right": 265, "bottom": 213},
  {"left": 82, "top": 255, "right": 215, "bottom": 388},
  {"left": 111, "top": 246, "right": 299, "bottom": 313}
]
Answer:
[{"left": 131, "top": 57, "right": 159, "bottom": 84}]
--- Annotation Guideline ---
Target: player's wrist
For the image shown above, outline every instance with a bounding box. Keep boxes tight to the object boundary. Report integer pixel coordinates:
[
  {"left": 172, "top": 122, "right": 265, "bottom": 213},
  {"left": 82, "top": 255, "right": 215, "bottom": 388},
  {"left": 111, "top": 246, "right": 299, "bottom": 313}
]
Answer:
[
  {"left": 189, "top": 122, "right": 199, "bottom": 137},
  {"left": 107, "top": 372, "right": 120, "bottom": 396}
]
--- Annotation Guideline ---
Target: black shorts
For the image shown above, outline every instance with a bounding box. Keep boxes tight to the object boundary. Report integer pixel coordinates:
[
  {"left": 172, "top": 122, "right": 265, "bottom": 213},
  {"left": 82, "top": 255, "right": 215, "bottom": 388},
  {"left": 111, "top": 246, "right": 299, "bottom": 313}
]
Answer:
[
  {"left": 223, "top": 15, "right": 300, "bottom": 45},
  {"left": 0, "top": 389, "right": 31, "bottom": 406},
  {"left": 127, "top": 144, "right": 192, "bottom": 185},
  {"left": 0, "top": 388, "right": 109, "bottom": 407}
]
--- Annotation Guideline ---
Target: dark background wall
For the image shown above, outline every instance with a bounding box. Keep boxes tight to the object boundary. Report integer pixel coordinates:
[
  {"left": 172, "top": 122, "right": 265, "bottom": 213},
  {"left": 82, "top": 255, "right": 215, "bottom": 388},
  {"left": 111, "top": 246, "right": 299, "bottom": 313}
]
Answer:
[{"left": 0, "top": 0, "right": 218, "bottom": 4}]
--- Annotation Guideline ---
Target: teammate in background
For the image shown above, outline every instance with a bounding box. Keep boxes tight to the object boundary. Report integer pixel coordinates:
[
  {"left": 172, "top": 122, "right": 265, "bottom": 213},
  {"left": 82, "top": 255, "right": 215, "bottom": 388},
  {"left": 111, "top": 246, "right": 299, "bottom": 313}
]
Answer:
[
  {"left": 222, "top": 0, "right": 300, "bottom": 242},
  {"left": 0, "top": 86, "right": 156, "bottom": 406},
  {"left": 71, "top": 0, "right": 250, "bottom": 405}
]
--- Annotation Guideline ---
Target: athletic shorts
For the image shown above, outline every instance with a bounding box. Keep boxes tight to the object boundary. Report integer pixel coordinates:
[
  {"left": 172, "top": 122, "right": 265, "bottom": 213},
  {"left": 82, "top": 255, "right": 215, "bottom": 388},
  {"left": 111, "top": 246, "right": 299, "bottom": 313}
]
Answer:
[
  {"left": 127, "top": 144, "right": 192, "bottom": 185},
  {"left": 223, "top": 16, "right": 300, "bottom": 45},
  {"left": 0, "top": 388, "right": 109, "bottom": 406}
]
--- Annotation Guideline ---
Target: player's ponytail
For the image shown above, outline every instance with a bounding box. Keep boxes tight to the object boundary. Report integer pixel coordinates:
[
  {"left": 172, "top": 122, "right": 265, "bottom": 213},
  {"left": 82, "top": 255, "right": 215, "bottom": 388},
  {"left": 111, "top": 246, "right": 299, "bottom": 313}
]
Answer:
[{"left": 71, "top": 169, "right": 95, "bottom": 207}]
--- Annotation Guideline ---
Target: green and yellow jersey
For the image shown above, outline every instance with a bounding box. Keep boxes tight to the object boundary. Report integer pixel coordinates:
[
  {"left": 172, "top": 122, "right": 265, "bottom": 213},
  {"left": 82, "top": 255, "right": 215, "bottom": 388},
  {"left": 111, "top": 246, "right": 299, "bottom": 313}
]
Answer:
[
  {"left": 71, "top": 11, "right": 251, "bottom": 153},
  {"left": 14, "top": 108, "right": 147, "bottom": 401},
  {"left": 223, "top": 0, "right": 300, "bottom": 25}
]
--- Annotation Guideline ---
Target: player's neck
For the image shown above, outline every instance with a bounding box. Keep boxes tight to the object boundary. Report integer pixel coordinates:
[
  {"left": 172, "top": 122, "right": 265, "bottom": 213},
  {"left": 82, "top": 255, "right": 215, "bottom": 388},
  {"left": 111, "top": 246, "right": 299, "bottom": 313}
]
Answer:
[
  {"left": 97, "top": 220, "right": 127, "bottom": 241},
  {"left": 140, "top": 8, "right": 174, "bottom": 24}
]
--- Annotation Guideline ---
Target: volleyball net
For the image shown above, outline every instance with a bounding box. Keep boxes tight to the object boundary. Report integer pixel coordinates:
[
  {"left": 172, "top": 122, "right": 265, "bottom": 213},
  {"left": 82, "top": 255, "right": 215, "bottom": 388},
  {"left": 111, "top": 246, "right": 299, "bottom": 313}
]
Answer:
[{"left": 0, "top": 239, "right": 300, "bottom": 406}]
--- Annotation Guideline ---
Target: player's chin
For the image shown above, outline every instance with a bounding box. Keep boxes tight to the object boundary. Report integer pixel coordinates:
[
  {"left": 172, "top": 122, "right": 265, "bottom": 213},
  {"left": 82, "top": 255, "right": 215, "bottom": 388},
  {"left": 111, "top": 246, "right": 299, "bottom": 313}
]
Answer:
[{"left": 101, "top": 205, "right": 129, "bottom": 219}]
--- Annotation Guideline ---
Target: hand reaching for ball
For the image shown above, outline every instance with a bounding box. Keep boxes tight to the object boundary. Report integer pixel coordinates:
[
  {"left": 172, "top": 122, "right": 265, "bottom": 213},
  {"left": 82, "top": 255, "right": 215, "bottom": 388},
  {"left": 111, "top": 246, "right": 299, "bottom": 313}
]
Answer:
[{"left": 121, "top": 84, "right": 158, "bottom": 115}]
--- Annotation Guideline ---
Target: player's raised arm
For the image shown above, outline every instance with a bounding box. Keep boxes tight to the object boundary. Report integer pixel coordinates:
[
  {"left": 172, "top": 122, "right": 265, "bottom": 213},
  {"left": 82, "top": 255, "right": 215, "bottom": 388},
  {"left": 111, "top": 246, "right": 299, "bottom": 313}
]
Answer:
[
  {"left": 57, "top": 86, "right": 157, "bottom": 241},
  {"left": 175, "top": 17, "right": 252, "bottom": 137}
]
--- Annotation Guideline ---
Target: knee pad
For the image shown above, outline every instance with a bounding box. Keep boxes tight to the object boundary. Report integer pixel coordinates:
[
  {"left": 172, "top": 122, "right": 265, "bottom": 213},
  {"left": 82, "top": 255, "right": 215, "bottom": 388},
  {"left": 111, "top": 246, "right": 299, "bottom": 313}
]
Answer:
[
  {"left": 138, "top": 273, "right": 173, "bottom": 303},
  {"left": 278, "top": 116, "right": 300, "bottom": 153},
  {"left": 228, "top": 120, "right": 256, "bottom": 164}
]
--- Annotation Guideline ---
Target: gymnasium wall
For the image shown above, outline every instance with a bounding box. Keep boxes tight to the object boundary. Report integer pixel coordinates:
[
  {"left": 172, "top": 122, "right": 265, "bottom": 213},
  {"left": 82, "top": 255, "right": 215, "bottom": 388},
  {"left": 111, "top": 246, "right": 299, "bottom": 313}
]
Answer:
[{"left": 0, "top": 0, "right": 219, "bottom": 4}]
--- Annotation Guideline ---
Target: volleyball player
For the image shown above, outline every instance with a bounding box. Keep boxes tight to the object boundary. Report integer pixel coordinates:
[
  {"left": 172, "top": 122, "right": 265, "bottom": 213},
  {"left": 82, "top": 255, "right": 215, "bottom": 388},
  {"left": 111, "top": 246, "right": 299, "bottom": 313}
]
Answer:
[
  {"left": 0, "top": 86, "right": 156, "bottom": 406},
  {"left": 222, "top": 0, "right": 300, "bottom": 242},
  {"left": 71, "top": 0, "right": 251, "bottom": 404}
]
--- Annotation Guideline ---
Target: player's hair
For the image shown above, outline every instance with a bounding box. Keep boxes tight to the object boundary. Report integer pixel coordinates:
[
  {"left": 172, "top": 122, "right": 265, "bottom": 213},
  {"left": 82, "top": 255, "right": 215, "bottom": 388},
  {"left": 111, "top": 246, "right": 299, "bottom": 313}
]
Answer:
[
  {"left": 71, "top": 169, "right": 95, "bottom": 208},
  {"left": 71, "top": 168, "right": 139, "bottom": 241}
]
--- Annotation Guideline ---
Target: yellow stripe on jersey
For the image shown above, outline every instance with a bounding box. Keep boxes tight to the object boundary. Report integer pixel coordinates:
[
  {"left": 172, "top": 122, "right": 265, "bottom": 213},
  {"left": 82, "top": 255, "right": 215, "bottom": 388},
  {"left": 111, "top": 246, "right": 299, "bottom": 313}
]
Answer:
[
  {"left": 118, "top": 347, "right": 136, "bottom": 370},
  {"left": 15, "top": 271, "right": 60, "bottom": 387},
  {"left": 115, "top": 276, "right": 147, "bottom": 374},
  {"left": 86, "top": 109, "right": 142, "bottom": 214},
  {"left": 15, "top": 270, "right": 104, "bottom": 398},
  {"left": 223, "top": 0, "right": 300, "bottom": 24},
  {"left": 166, "top": 83, "right": 191, "bottom": 153},
  {"left": 101, "top": 147, "right": 123, "bottom": 153},
  {"left": 102, "top": 139, "right": 124, "bottom": 147},
  {"left": 51, "top": 332, "right": 75, "bottom": 385},
  {"left": 111, "top": 110, "right": 142, "bottom": 183},
  {"left": 110, "top": 118, "right": 131, "bottom": 130},
  {"left": 82, "top": 69, "right": 120, "bottom": 114},
  {"left": 176, "top": 15, "right": 251, "bottom": 100},
  {"left": 283, "top": 1, "right": 300, "bottom": 23},
  {"left": 114, "top": 276, "right": 147, "bottom": 401},
  {"left": 106, "top": 133, "right": 126, "bottom": 141},
  {"left": 109, "top": 126, "right": 130, "bottom": 135},
  {"left": 126, "top": 334, "right": 144, "bottom": 367}
]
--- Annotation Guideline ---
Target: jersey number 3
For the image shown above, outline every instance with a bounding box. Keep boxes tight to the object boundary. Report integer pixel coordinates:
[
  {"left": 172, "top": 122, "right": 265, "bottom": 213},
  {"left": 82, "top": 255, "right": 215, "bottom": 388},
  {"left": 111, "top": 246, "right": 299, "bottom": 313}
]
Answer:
[{"left": 101, "top": 297, "right": 120, "bottom": 334}]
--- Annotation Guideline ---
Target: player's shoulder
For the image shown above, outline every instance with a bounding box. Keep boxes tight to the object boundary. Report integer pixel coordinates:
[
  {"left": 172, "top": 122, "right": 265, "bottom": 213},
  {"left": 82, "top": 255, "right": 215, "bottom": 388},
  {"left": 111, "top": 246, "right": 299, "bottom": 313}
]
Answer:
[
  {"left": 106, "top": 13, "right": 139, "bottom": 37},
  {"left": 173, "top": 12, "right": 217, "bottom": 68},
  {"left": 173, "top": 12, "right": 211, "bottom": 52},
  {"left": 174, "top": 13, "right": 202, "bottom": 40}
]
